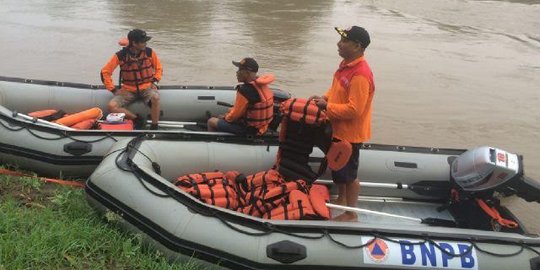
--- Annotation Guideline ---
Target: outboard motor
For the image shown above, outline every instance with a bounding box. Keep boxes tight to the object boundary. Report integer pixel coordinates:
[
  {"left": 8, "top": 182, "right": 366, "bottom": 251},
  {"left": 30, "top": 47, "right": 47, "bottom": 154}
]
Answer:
[
  {"left": 451, "top": 146, "right": 540, "bottom": 202},
  {"left": 448, "top": 146, "right": 540, "bottom": 232},
  {"left": 452, "top": 146, "right": 520, "bottom": 195}
]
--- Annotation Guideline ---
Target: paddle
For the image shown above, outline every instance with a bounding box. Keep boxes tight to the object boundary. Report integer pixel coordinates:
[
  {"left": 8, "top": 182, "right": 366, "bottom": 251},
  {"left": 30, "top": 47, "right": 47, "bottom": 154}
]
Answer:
[
  {"left": 12, "top": 111, "right": 75, "bottom": 131},
  {"left": 326, "top": 203, "right": 456, "bottom": 227},
  {"left": 315, "top": 179, "right": 450, "bottom": 198}
]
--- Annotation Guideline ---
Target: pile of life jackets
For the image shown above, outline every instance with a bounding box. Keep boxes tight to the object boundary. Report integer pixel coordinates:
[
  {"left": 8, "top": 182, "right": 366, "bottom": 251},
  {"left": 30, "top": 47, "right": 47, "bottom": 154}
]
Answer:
[
  {"left": 174, "top": 169, "right": 330, "bottom": 220},
  {"left": 28, "top": 108, "right": 103, "bottom": 130},
  {"left": 173, "top": 97, "right": 357, "bottom": 220}
]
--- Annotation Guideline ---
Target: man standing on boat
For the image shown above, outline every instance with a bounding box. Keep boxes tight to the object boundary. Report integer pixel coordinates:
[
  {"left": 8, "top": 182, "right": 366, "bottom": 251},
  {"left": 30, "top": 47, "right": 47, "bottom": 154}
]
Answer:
[
  {"left": 100, "top": 29, "right": 163, "bottom": 130},
  {"left": 311, "top": 26, "right": 375, "bottom": 222},
  {"left": 207, "top": 58, "right": 275, "bottom": 136}
]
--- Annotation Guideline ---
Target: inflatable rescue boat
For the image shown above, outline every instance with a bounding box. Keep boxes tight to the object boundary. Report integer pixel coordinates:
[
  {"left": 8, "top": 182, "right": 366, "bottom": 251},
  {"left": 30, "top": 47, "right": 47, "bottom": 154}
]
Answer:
[
  {"left": 86, "top": 134, "right": 540, "bottom": 270},
  {"left": 0, "top": 76, "right": 289, "bottom": 177}
]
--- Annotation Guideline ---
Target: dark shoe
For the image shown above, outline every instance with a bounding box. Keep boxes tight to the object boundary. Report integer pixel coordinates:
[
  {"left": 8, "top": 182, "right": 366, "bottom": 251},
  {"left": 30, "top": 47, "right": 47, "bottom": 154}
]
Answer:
[
  {"left": 149, "top": 123, "right": 158, "bottom": 130},
  {"left": 133, "top": 115, "right": 146, "bottom": 130}
]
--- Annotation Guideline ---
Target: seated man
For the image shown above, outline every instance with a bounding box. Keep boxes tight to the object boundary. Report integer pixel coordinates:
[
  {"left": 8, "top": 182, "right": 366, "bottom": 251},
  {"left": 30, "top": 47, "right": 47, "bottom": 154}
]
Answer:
[
  {"left": 207, "top": 58, "right": 275, "bottom": 136},
  {"left": 100, "top": 29, "right": 163, "bottom": 130}
]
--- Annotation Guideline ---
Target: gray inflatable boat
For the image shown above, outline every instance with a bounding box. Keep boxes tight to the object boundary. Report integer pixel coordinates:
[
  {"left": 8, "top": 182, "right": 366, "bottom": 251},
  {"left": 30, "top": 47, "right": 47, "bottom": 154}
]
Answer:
[
  {"left": 86, "top": 135, "right": 540, "bottom": 269},
  {"left": 0, "top": 76, "right": 289, "bottom": 177}
]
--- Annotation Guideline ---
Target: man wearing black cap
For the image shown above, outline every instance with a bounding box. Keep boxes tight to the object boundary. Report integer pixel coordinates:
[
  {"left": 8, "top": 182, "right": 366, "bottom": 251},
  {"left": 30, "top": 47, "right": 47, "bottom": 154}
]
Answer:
[
  {"left": 311, "top": 26, "right": 375, "bottom": 222},
  {"left": 207, "top": 57, "right": 275, "bottom": 136},
  {"left": 101, "top": 29, "right": 163, "bottom": 130}
]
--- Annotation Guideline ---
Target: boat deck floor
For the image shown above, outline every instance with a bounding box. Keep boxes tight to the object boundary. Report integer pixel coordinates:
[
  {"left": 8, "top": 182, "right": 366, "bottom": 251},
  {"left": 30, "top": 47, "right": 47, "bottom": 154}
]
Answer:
[{"left": 330, "top": 197, "right": 454, "bottom": 226}]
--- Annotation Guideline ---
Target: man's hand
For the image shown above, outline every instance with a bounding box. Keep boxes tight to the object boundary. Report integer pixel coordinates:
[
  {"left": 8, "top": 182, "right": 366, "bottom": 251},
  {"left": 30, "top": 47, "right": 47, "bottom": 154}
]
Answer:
[
  {"left": 315, "top": 98, "right": 327, "bottom": 110},
  {"left": 151, "top": 78, "right": 160, "bottom": 90},
  {"left": 309, "top": 95, "right": 328, "bottom": 101}
]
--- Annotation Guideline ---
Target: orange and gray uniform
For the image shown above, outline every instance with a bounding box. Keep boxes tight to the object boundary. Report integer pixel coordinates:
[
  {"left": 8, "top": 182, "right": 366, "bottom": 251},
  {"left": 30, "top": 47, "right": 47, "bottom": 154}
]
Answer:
[
  {"left": 100, "top": 47, "right": 163, "bottom": 92},
  {"left": 225, "top": 74, "right": 275, "bottom": 135},
  {"left": 323, "top": 56, "right": 375, "bottom": 143}
]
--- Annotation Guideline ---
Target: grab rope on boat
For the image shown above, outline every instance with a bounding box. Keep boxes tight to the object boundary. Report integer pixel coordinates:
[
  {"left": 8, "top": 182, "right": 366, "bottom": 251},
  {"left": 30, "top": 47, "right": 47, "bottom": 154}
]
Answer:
[
  {"left": 0, "top": 115, "right": 118, "bottom": 144},
  {"left": 112, "top": 136, "right": 540, "bottom": 260}
]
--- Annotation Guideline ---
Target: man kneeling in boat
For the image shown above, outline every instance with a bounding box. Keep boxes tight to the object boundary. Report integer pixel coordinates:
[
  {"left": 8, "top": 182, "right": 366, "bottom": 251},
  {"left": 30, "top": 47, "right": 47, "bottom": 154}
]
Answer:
[
  {"left": 100, "top": 29, "right": 163, "bottom": 130},
  {"left": 207, "top": 58, "right": 275, "bottom": 136},
  {"left": 312, "top": 26, "right": 375, "bottom": 222}
]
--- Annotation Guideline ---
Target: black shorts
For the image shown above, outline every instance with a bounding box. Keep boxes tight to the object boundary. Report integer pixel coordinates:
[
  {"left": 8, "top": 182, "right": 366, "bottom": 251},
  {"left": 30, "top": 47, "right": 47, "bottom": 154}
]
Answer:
[
  {"left": 331, "top": 143, "right": 362, "bottom": 184},
  {"left": 216, "top": 119, "right": 248, "bottom": 135}
]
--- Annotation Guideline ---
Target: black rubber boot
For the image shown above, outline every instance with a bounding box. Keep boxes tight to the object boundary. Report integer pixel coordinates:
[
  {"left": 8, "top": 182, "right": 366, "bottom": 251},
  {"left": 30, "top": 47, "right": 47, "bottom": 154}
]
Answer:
[{"left": 133, "top": 114, "right": 146, "bottom": 130}]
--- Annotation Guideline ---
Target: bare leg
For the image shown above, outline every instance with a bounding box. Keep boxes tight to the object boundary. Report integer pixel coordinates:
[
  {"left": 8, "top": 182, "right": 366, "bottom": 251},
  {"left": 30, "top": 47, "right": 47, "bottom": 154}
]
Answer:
[
  {"left": 207, "top": 117, "right": 219, "bottom": 131},
  {"left": 150, "top": 93, "right": 160, "bottom": 125},
  {"left": 331, "top": 184, "right": 347, "bottom": 205},
  {"left": 108, "top": 100, "right": 136, "bottom": 119},
  {"left": 333, "top": 179, "right": 360, "bottom": 222}
]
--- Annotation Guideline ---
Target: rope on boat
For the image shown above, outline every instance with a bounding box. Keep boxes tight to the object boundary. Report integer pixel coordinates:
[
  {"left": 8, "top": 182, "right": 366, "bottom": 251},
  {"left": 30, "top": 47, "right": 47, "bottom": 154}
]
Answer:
[{"left": 0, "top": 115, "right": 118, "bottom": 143}]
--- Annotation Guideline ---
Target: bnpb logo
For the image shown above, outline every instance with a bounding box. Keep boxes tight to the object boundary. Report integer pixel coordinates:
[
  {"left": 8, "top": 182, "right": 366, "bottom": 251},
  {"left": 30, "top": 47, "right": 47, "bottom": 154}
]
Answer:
[{"left": 365, "top": 238, "right": 389, "bottom": 262}]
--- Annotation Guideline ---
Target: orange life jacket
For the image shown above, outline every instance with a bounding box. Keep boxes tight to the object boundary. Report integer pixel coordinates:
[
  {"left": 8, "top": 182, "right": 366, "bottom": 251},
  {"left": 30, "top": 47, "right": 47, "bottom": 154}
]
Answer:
[
  {"left": 70, "top": 119, "right": 97, "bottom": 130},
  {"left": 240, "top": 180, "right": 308, "bottom": 218},
  {"left": 276, "top": 96, "right": 352, "bottom": 181},
  {"left": 280, "top": 98, "right": 328, "bottom": 126},
  {"left": 244, "top": 75, "right": 275, "bottom": 135},
  {"left": 175, "top": 169, "right": 329, "bottom": 220},
  {"left": 238, "top": 169, "right": 284, "bottom": 194},
  {"left": 98, "top": 120, "right": 134, "bottom": 131},
  {"left": 268, "top": 190, "right": 318, "bottom": 220},
  {"left": 117, "top": 47, "right": 156, "bottom": 89},
  {"left": 326, "top": 139, "right": 353, "bottom": 171},
  {"left": 275, "top": 97, "right": 333, "bottom": 182},
  {"left": 175, "top": 171, "right": 242, "bottom": 210},
  {"left": 54, "top": 108, "right": 103, "bottom": 128},
  {"left": 237, "top": 169, "right": 285, "bottom": 215},
  {"left": 309, "top": 184, "right": 331, "bottom": 220}
]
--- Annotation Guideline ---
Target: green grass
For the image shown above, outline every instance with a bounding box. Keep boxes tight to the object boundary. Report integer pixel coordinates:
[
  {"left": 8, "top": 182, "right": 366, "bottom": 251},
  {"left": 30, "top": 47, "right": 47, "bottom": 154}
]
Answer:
[{"left": 0, "top": 174, "right": 203, "bottom": 270}]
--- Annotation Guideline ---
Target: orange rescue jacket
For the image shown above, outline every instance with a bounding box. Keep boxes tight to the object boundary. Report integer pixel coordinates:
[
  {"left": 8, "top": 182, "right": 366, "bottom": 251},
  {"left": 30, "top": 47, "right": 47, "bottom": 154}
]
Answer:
[
  {"left": 101, "top": 47, "right": 163, "bottom": 92},
  {"left": 225, "top": 74, "right": 275, "bottom": 135},
  {"left": 323, "top": 56, "right": 374, "bottom": 143},
  {"left": 175, "top": 171, "right": 242, "bottom": 210}
]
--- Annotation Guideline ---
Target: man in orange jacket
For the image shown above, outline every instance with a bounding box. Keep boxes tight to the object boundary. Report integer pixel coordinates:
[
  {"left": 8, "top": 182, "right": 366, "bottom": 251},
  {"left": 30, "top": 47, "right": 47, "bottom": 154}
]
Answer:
[
  {"left": 207, "top": 58, "right": 275, "bottom": 136},
  {"left": 100, "top": 29, "right": 163, "bottom": 130},
  {"left": 312, "top": 26, "right": 375, "bottom": 222}
]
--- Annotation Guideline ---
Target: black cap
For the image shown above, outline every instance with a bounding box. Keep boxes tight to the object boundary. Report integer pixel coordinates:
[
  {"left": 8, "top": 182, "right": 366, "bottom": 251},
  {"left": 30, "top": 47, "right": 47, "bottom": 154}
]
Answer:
[
  {"left": 232, "top": 57, "right": 259, "bottom": 72},
  {"left": 127, "top": 29, "right": 152, "bottom": 43},
  {"left": 335, "top": 26, "right": 370, "bottom": 48}
]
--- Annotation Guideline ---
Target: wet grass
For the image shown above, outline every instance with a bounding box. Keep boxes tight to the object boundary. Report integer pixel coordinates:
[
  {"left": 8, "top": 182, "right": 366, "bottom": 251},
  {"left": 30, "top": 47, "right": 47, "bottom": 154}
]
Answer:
[{"left": 0, "top": 174, "right": 202, "bottom": 270}]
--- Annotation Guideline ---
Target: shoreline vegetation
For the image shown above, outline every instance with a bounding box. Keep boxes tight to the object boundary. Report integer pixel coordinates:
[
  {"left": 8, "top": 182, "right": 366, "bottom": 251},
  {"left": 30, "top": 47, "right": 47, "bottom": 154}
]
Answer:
[{"left": 0, "top": 173, "right": 199, "bottom": 269}]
